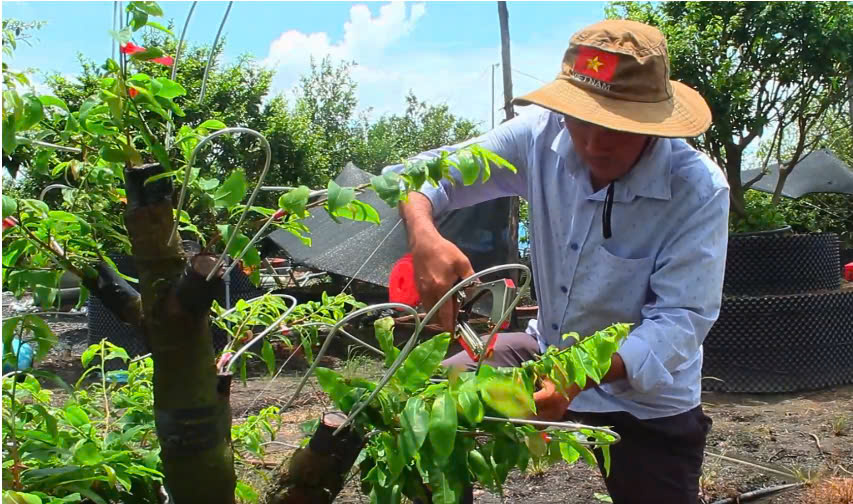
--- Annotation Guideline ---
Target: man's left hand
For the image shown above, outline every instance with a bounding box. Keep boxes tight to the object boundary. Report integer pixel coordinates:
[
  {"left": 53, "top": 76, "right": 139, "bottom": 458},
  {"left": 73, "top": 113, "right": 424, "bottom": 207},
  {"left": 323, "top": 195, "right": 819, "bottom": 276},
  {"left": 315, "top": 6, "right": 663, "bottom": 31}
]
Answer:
[{"left": 532, "top": 378, "right": 580, "bottom": 422}]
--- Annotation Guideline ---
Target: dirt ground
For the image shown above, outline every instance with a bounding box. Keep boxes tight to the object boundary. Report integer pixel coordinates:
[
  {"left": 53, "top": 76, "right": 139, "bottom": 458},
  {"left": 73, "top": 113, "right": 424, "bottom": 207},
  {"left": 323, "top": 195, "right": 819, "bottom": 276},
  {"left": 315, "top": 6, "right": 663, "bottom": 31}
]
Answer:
[{"left": 31, "top": 317, "right": 853, "bottom": 504}]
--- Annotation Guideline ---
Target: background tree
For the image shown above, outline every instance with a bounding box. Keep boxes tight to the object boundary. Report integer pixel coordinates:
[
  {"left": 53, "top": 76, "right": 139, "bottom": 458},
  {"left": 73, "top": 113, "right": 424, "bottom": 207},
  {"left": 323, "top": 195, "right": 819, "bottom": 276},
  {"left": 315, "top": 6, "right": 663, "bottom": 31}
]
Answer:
[
  {"left": 605, "top": 1, "right": 853, "bottom": 217},
  {"left": 353, "top": 91, "right": 480, "bottom": 174}
]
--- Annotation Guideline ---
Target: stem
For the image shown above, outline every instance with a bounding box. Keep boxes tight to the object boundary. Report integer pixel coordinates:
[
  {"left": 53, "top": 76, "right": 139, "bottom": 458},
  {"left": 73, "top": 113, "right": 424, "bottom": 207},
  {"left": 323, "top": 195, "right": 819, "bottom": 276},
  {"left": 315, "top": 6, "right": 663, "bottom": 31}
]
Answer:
[
  {"left": 15, "top": 209, "right": 86, "bottom": 279},
  {"left": 100, "top": 339, "right": 111, "bottom": 448},
  {"left": 6, "top": 325, "right": 27, "bottom": 490}
]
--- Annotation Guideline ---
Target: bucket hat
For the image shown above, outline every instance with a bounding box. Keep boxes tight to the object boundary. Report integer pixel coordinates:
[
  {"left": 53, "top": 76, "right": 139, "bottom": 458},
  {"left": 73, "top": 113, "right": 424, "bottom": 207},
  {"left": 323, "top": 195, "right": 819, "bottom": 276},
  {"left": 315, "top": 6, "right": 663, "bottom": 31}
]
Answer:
[{"left": 513, "top": 19, "right": 711, "bottom": 137}]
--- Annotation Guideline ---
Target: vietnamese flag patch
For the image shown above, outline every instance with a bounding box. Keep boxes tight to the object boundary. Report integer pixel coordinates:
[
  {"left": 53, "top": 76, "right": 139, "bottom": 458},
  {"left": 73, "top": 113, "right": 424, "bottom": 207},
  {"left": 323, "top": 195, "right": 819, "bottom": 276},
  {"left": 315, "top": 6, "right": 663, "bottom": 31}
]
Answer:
[{"left": 574, "top": 46, "right": 619, "bottom": 83}]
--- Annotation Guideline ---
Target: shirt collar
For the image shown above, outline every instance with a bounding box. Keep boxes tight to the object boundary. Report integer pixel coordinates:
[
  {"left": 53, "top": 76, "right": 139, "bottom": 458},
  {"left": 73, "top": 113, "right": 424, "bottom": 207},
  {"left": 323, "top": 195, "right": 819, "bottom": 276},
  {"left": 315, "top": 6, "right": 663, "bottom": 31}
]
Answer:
[{"left": 549, "top": 116, "right": 672, "bottom": 202}]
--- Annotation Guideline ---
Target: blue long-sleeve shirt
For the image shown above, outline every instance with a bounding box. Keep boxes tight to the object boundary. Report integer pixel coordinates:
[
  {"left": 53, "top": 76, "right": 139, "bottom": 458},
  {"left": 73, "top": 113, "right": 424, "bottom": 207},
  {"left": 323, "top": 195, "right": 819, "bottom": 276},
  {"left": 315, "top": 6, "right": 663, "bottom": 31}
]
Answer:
[{"left": 383, "top": 107, "right": 729, "bottom": 419}]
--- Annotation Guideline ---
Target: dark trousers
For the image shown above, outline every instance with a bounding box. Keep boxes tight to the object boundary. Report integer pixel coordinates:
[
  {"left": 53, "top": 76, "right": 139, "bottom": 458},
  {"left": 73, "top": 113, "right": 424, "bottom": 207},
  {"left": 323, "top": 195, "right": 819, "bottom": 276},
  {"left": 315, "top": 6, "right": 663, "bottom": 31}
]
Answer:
[{"left": 443, "top": 333, "right": 712, "bottom": 504}]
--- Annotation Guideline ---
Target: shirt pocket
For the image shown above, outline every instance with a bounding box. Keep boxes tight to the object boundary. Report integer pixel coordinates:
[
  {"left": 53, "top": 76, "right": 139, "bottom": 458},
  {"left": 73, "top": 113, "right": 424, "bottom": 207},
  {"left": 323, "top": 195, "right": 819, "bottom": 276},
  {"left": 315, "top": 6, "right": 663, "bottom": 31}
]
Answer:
[{"left": 572, "top": 244, "right": 655, "bottom": 326}]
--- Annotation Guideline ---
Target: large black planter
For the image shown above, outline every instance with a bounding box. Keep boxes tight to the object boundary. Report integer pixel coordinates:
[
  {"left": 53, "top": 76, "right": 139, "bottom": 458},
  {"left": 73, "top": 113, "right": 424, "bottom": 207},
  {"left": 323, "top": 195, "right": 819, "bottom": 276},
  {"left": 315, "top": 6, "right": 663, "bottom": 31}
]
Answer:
[
  {"left": 702, "top": 290, "right": 853, "bottom": 393},
  {"left": 703, "top": 231, "right": 851, "bottom": 393},
  {"left": 87, "top": 253, "right": 263, "bottom": 363},
  {"left": 723, "top": 231, "right": 840, "bottom": 296}
]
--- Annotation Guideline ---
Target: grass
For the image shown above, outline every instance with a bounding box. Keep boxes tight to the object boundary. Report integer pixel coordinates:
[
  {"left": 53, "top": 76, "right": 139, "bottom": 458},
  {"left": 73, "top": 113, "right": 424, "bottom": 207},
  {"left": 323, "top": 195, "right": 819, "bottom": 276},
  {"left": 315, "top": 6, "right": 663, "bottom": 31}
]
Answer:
[
  {"left": 804, "top": 477, "right": 853, "bottom": 504},
  {"left": 831, "top": 415, "right": 850, "bottom": 437}
]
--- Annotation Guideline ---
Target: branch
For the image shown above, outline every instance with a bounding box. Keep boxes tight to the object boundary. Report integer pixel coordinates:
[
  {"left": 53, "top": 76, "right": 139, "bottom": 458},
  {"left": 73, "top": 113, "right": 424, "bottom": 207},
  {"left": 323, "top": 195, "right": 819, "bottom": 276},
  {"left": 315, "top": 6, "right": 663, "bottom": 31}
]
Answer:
[{"left": 80, "top": 261, "right": 144, "bottom": 328}]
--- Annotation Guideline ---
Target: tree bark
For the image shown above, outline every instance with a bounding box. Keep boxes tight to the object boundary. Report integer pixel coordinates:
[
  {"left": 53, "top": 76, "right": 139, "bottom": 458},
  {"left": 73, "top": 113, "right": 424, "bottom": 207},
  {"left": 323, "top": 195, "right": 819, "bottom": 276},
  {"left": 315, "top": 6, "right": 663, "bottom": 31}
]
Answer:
[
  {"left": 262, "top": 412, "right": 363, "bottom": 504},
  {"left": 498, "top": 1, "right": 514, "bottom": 123},
  {"left": 724, "top": 144, "right": 747, "bottom": 218},
  {"left": 123, "top": 163, "right": 236, "bottom": 504}
]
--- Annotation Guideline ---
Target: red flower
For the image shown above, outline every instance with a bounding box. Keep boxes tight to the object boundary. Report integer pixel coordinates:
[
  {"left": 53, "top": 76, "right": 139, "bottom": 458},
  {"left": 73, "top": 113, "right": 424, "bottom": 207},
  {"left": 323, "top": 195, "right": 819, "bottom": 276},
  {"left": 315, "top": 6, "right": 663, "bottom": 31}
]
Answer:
[
  {"left": 2, "top": 216, "right": 18, "bottom": 230},
  {"left": 150, "top": 56, "right": 174, "bottom": 66},
  {"left": 541, "top": 432, "right": 552, "bottom": 443},
  {"left": 128, "top": 87, "right": 139, "bottom": 98},
  {"left": 120, "top": 42, "right": 146, "bottom": 55},
  {"left": 120, "top": 42, "right": 173, "bottom": 66},
  {"left": 272, "top": 209, "right": 287, "bottom": 221}
]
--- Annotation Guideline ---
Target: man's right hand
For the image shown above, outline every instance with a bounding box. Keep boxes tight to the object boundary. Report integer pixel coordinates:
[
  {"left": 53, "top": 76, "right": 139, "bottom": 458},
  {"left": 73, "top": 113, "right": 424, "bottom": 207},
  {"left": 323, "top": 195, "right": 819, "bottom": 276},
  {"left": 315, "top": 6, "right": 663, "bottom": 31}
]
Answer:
[
  {"left": 400, "top": 193, "right": 475, "bottom": 332},
  {"left": 411, "top": 234, "right": 475, "bottom": 332}
]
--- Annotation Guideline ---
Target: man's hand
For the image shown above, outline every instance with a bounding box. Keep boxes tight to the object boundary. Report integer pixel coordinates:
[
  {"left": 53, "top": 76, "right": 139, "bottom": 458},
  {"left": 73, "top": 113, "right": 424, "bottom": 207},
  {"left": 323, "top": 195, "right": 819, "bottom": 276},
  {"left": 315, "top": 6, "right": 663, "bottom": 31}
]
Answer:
[
  {"left": 532, "top": 379, "right": 580, "bottom": 422},
  {"left": 400, "top": 193, "right": 475, "bottom": 332},
  {"left": 411, "top": 235, "right": 475, "bottom": 331}
]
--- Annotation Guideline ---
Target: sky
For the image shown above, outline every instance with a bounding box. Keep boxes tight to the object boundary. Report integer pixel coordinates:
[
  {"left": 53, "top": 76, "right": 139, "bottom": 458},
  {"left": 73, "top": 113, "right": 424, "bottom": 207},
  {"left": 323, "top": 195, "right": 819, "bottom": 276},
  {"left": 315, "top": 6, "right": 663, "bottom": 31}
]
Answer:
[{"left": 1, "top": 1, "right": 609, "bottom": 128}]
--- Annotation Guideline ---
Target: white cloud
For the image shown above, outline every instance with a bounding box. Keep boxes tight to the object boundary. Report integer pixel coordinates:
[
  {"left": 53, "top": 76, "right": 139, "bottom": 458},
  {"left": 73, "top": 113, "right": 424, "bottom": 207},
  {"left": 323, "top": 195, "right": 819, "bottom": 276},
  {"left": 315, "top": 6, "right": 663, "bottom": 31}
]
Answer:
[{"left": 262, "top": 2, "right": 577, "bottom": 128}]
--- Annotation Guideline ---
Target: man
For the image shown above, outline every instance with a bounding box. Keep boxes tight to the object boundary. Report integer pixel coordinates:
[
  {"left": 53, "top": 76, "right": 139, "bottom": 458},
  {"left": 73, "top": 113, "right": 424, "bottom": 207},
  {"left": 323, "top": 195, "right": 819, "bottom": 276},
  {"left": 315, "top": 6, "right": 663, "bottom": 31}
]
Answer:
[{"left": 388, "top": 19, "right": 729, "bottom": 503}]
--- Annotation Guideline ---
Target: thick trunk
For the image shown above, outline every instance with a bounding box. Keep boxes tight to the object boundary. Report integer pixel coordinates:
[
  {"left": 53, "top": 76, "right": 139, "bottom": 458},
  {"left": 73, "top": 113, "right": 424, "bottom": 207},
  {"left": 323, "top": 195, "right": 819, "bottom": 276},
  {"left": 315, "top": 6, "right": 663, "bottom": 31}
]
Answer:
[
  {"left": 262, "top": 412, "right": 363, "bottom": 504},
  {"left": 724, "top": 145, "right": 747, "bottom": 218},
  {"left": 124, "top": 163, "right": 236, "bottom": 504}
]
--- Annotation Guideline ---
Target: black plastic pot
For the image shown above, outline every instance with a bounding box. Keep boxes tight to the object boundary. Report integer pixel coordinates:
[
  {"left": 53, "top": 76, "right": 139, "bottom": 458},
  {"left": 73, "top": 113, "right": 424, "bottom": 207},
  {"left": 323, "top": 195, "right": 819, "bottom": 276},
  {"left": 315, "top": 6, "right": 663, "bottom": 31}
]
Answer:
[
  {"left": 702, "top": 290, "right": 853, "bottom": 393},
  {"left": 724, "top": 232, "right": 840, "bottom": 296}
]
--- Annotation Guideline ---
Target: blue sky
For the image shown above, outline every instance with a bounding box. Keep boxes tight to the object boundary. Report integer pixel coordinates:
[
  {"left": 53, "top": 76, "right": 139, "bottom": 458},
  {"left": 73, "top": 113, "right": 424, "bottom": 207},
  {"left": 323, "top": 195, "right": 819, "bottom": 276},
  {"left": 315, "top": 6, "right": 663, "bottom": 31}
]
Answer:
[{"left": 2, "top": 1, "right": 608, "bottom": 127}]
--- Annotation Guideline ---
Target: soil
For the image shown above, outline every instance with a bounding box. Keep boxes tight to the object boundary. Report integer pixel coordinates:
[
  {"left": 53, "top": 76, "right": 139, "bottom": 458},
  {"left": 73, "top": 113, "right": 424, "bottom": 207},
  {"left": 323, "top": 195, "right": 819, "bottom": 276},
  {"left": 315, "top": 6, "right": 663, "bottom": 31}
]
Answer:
[{"left": 25, "top": 316, "right": 853, "bottom": 504}]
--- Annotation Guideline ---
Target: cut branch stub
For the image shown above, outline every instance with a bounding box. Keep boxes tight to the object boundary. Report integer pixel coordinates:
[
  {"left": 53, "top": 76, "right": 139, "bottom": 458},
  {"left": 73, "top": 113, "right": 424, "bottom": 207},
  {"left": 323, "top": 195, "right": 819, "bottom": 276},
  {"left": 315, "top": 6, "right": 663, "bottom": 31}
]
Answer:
[
  {"left": 175, "top": 253, "right": 225, "bottom": 315},
  {"left": 262, "top": 412, "right": 364, "bottom": 504},
  {"left": 81, "top": 260, "right": 144, "bottom": 328},
  {"left": 125, "top": 162, "right": 172, "bottom": 211}
]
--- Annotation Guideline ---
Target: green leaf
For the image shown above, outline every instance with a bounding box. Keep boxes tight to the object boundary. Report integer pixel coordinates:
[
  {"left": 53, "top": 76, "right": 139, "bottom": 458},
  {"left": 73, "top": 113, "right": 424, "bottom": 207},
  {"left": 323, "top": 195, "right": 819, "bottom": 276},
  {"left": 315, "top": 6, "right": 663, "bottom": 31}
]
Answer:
[
  {"left": 370, "top": 172, "right": 402, "bottom": 207},
  {"left": 278, "top": 186, "right": 310, "bottom": 217},
  {"left": 381, "top": 433, "right": 406, "bottom": 480},
  {"left": 399, "top": 397, "right": 429, "bottom": 462},
  {"left": 99, "top": 146, "right": 127, "bottom": 163},
  {"left": 374, "top": 317, "right": 400, "bottom": 368},
  {"left": 325, "top": 181, "right": 355, "bottom": 214},
  {"left": 153, "top": 78, "right": 186, "bottom": 99},
  {"left": 214, "top": 170, "right": 248, "bottom": 208},
  {"left": 313, "top": 367, "right": 353, "bottom": 411},
  {"left": 108, "top": 27, "right": 132, "bottom": 45},
  {"left": 144, "top": 20, "right": 173, "bottom": 35},
  {"left": 73, "top": 441, "right": 103, "bottom": 465},
  {"left": 80, "top": 345, "right": 98, "bottom": 368},
  {"left": 455, "top": 152, "right": 481, "bottom": 185},
  {"left": 64, "top": 404, "right": 90, "bottom": 428},
  {"left": 478, "top": 374, "right": 535, "bottom": 418},
  {"left": 38, "top": 95, "right": 69, "bottom": 112},
  {"left": 456, "top": 388, "right": 484, "bottom": 426},
  {"left": 3, "top": 194, "right": 17, "bottom": 218},
  {"left": 427, "top": 468, "right": 459, "bottom": 504},
  {"left": 3, "top": 115, "right": 17, "bottom": 155},
  {"left": 330, "top": 199, "right": 381, "bottom": 225},
  {"left": 130, "top": 46, "right": 164, "bottom": 62},
  {"left": 198, "top": 119, "right": 226, "bottom": 130},
  {"left": 467, "top": 448, "right": 495, "bottom": 489},
  {"left": 130, "top": 9, "right": 149, "bottom": 31},
  {"left": 235, "top": 481, "right": 258, "bottom": 503},
  {"left": 559, "top": 440, "right": 580, "bottom": 464},
  {"left": 393, "top": 333, "right": 451, "bottom": 392},
  {"left": 17, "top": 94, "right": 45, "bottom": 131},
  {"left": 261, "top": 339, "right": 275, "bottom": 376},
  {"left": 133, "top": 1, "right": 164, "bottom": 16},
  {"left": 2, "top": 491, "right": 43, "bottom": 504},
  {"left": 428, "top": 390, "right": 458, "bottom": 462}
]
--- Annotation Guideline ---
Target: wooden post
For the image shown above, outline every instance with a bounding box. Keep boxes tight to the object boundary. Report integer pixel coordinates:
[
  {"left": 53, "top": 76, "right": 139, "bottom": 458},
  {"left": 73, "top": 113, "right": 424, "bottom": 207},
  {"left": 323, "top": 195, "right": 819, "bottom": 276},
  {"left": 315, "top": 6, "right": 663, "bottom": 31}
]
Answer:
[{"left": 498, "top": 1, "right": 514, "bottom": 122}]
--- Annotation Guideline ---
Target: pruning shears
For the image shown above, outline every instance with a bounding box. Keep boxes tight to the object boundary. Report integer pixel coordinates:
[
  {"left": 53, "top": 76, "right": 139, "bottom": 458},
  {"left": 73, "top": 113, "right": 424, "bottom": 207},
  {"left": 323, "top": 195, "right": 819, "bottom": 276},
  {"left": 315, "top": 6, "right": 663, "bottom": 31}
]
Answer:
[
  {"left": 455, "top": 278, "right": 516, "bottom": 362},
  {"left": 388, "top": 253, "right": 517, "bottom": 361}
]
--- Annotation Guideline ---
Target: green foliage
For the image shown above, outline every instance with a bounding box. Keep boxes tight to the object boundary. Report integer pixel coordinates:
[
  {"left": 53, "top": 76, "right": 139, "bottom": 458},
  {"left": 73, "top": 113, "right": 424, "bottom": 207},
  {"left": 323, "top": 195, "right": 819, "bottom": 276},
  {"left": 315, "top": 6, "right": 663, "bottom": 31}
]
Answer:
[
  {"left": 313, "top": 323, "right": 631, "bottom": 502},
  {"left": 352, "top": 91, "right": 481, "bottom": 174},
  {"left": 2, "top": 341, "right": 162, "bottom": 503},
  {"left": 606, "top": 1, "right": 853, "bottom": 216},
  {"left": 728, "top": 190, "right": 789, "bottom": 233}
]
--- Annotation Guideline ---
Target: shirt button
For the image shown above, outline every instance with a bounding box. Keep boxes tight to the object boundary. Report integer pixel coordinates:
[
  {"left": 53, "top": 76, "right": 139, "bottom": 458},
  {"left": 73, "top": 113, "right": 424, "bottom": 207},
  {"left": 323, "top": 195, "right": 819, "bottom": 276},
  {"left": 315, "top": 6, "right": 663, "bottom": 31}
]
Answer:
[
  {"left": 551, "top": 323, "right": 559, "bottom": 331},
  {"left": 570, "top": 242, "right": 579, "bottom": 251},
  {"left": 560, "top": 285, "right": 568, "bottom": 293}
]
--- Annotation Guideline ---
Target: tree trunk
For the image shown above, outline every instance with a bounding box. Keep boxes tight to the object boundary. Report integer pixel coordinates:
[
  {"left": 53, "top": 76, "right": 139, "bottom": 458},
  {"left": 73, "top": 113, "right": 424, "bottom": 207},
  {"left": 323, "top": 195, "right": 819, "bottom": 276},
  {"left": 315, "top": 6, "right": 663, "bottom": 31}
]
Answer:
[
  {"left": 724, "top": 144, "right": 747, "bottom": 218},
  {"left": 498, "top": 1, "right": 514, "bottom": 123},
  {"left": 123, "top": 163, "right": 236, "bottom": 504},
  {"left": 262, "top": 412, "right": 363, "bottom": 504}
]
